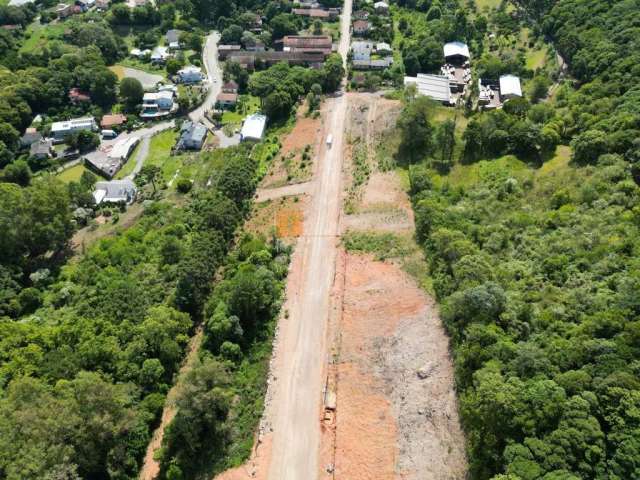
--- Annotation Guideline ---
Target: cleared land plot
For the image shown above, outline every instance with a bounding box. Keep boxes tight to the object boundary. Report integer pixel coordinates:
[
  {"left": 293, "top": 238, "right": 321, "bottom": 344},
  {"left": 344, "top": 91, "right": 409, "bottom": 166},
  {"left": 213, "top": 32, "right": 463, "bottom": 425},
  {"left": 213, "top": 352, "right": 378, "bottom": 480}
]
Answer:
[
  {"left": 109, "top": 65, "right": 164, "bottom": 89},
  {"left": 21, "top": 21, "right": 67, "bottom": 53}
]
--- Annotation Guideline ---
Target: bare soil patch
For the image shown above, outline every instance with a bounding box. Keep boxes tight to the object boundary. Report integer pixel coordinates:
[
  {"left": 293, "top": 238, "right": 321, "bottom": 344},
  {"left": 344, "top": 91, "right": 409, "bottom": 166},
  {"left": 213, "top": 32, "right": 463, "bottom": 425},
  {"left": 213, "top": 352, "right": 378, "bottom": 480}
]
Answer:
[
  {"left": 331, "top": 253, "right": 467, "bottom": 480},
  {"left": 262, "top": 109, "right": 322, "bottom": 189},
  {"left": 244, "top": 196, "right": 307, "bottom": 241}
]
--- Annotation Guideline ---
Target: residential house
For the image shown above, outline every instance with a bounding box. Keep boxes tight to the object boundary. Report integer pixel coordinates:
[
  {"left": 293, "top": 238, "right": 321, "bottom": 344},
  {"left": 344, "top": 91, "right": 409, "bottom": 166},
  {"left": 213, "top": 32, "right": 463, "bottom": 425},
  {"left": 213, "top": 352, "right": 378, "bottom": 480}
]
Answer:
[
  {"left": 76, "top": 0, "right": 95, "bottom": 10},
  {"left": 352, "top": 57, "right": 393, "bottom": 70},
  {"left": 177, "top": 66, "right": 204, "bottom": 84},
  {"left": 177, "top": 121, "right": 208, "bottom": 150},
  {"left": 218, "top": 45, "right": 242, "bottom": 60},
  {"left": 374, "top": 1, "right": 389, "bottom": 13},
  {"left": 443, "top": 41, "right": 470, "bottom": 65},
  {"left": 351, "top": 40, "right": 374, "bottom": 61},
  {"left": 100, "top": 114, "right": 127, "bottom": 129},
  {"left": 222, "top": 80, "right": 239, "bottom": 93},
  {"left": 141, "top": 91, "right": 175, "bottom": 119},
  {"left": 50, "top": 117, "right": 97, "bottom": 141},
  {"left": 68, "top": 88, "right": 91, "bottom": 104},
  {"left": 20, "top": 128, "right": 42, "bottom": 148},
  {"left": 166, "top": 29, "right": 182, "bottom": 50},
  {"left": 30, "top": 139, "right": 54, "bottom": 160},
  {"left": 353, "top": 10, "right": 369, "bottom": 20},
  {"left": 376, "top": 42, "right": 391, "bottom": 55},
  {"left": 93, "top": 179, "right": 137, "bottom": 205},
  {"left": 150, "top": 46, "right": 171, "bottom": 64},
  {"left": 404, "top": 74, "right": 454, "bottom": 105},
  {"left": 56, "top": 3, "right": 73, "bottom": 18},
  {"left": 245, "top": 39, "right": 266, "bottom": 52},
  {"left": 352, "top": 19, "right": 370, "bottom": 35},
  {"left": 280, "top": 35, "right": 333, "bottom": 56},
  {"left": 240, "top": 114, "right": 267, "bottom": 142},
  {"left": 499, "top": 74, "right": 522, "bottom": 100},
  {"left": 216, "top": 92, "right": 238, "bottom": 109},
  {"left": 130, "top": 48, "right": 151, "bottom": 58},
  {"left": 95, "top": 0, "right": 109, "bottom": 10}
]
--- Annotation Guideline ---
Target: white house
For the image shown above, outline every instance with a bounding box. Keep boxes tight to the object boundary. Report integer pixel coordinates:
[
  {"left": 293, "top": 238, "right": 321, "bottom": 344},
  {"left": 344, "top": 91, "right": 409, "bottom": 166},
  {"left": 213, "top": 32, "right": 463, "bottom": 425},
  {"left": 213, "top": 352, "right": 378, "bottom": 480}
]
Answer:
[
  {"left": 141, "top": 91, "right": 175, "bottom": 119},
  {"left": 177, "top": 66, "right": 204, "bottom": 84},
  {"left": 93, "top": 179, "right": 137, "bottom": 205},
  {"left": 50, "top": 117, "right": 97, "bottom": 141},
  {"left": 374, "top": 1, "right": 389, "bottom": 13},
  {"left": 150, "top": 46, "right": 170, "bottom": 63},
  {"left": 499, "top": 74, "right": 522, "bottom": 100},
  {"left": 143, "top": 91, "right": 174, "bottom": 109},
  {"left": 351, "top": 41, "right": 374, "bottom": 61},
  {"left": 240, "top": 114, "right": 267, "bottom": 142},
  {"left": 375, "top": 42, "right": 392, "bottom": 55}
]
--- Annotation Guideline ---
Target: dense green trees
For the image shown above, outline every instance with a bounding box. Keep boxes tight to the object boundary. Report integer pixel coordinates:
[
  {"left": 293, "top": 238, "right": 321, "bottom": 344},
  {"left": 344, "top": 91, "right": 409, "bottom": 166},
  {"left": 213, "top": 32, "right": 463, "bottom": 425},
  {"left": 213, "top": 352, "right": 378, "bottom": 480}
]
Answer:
[{"left": 410, "top": 151, "right": 640, "bottom": 479}]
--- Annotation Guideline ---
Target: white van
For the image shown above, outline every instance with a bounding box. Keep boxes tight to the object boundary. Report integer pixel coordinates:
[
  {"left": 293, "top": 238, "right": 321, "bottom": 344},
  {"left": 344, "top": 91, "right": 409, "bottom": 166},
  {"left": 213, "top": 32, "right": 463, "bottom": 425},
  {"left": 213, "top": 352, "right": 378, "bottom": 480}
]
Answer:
[
  {"left": 326, "top": 134, "right": 333, "bottom": 147},
  {"left": 101, "top": 129, "right": 117, "bottom": 139}
]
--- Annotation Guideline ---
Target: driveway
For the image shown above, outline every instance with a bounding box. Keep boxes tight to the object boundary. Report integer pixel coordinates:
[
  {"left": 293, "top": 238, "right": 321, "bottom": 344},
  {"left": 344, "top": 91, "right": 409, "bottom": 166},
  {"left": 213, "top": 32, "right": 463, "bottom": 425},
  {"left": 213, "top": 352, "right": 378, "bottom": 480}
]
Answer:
[
  {"left": 120, "top": 66, "right": 164, "bottom": 90},
  {"left": 189, "top": 31, "right": 222, "bottom": 128}
]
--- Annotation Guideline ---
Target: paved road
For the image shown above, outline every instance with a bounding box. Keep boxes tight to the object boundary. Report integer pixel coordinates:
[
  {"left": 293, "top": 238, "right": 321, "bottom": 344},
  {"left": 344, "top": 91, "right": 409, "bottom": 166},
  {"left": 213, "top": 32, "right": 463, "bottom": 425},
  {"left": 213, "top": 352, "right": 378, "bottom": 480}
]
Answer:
[
  {"left": 189, "top": 31, "right": 221, "bottom": 129},
  {"left": 265, "top": 0, "right": 352, "bottom": 478}
]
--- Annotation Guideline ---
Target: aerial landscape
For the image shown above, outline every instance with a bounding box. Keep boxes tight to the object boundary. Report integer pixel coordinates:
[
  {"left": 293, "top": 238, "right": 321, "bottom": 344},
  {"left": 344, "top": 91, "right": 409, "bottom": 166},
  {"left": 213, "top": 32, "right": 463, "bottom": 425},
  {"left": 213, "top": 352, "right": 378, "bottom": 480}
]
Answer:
[{"left": 0, "top": 0, "right": 639, "bottom": 478}]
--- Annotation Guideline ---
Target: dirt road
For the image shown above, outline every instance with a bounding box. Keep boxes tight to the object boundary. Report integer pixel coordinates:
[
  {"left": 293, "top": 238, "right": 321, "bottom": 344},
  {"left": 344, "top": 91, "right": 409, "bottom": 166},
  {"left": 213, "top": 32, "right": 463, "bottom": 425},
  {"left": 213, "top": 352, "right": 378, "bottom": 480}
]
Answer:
[{"left": 263, "top": 1, "right": 353, "bottom": 479}]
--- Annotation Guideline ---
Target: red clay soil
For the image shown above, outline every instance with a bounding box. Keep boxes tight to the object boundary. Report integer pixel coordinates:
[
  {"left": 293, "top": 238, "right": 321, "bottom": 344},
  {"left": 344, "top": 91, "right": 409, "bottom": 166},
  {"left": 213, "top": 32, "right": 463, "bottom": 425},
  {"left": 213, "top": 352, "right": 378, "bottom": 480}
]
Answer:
[{"left": 329, "top": 252, "right": 468, "bottom": 480}]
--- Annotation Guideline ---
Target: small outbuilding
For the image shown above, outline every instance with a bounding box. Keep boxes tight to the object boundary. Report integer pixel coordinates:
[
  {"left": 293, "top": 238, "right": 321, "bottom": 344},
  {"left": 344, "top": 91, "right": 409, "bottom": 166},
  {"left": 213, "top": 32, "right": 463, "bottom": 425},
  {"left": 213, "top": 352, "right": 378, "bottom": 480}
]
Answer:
[
  {"left": 240, "top": 114, "right": 267, "bottom": 142},
  {"left": 443, "top": 41, "right": 470, "bottom": 65},
  {"left": 499, "top": 74, "right": 522, "bottom": 100},
  {"left": 374, "top": 1, "right": 389, "bottom": 13}
]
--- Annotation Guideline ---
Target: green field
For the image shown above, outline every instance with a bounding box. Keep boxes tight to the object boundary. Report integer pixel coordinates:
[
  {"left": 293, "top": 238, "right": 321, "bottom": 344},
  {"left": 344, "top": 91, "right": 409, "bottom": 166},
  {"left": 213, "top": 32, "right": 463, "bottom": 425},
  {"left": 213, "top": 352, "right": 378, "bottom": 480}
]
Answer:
[
  {"left": 56, "top": 163, "right": 90, "bottom": 183},
  {"left": 20, "top": 21, "right": 68, "bottom": 53}
]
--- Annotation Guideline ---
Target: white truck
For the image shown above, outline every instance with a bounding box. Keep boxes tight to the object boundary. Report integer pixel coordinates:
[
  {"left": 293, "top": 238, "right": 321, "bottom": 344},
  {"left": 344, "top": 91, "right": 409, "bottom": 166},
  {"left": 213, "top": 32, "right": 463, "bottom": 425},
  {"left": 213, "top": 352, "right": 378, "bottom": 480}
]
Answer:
[{"left": 326, "top": 134, "right": 333, "bottom": 147}]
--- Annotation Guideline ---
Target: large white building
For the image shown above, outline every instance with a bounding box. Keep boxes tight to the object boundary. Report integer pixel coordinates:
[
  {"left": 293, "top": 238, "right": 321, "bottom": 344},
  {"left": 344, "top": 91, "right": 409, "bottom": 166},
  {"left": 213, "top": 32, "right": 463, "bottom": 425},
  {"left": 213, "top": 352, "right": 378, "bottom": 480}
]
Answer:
[
  {"left": 240, "top": 114, "right": 267, "bottom": 142},
  {"left": 50, "top": 117, "right": 97, "bottom": 141},
  {"left": 141, "top": 91, "right": 175, "bottom": 119},
  {"left": 404, "top": 74, "right": 454, "bottom": 105}
]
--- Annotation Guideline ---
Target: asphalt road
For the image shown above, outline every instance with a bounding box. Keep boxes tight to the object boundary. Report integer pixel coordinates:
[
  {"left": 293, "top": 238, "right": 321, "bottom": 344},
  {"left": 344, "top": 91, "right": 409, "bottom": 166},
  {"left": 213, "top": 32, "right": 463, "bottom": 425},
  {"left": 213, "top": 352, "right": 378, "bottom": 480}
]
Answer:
[
  {"left": 189, "top": 31, "right": 221, "bottom": 128},
  {"left": 265, "top": 0, "right": 353, "bottom": 478}
]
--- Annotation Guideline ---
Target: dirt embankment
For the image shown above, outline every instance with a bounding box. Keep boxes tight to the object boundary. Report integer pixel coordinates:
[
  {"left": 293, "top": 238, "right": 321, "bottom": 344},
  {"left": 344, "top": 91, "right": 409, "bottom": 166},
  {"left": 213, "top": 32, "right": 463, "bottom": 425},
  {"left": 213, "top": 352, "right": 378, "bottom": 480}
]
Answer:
[{"left": 320, "top": 92, "right": 468, "bottom": 480}]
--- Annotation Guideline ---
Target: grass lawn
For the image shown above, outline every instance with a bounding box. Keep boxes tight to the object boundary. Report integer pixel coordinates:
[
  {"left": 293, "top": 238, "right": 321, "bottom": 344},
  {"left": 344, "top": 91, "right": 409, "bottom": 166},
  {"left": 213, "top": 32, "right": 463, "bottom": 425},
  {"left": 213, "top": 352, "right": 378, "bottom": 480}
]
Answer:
[
  {"left": 57, "top": 164, "right": 90, "bottom": 183},
  {"left": 475, "top": 0, "right": 501, "bottom": 10},
  {"left": 21, "top": 21, "right": 68, "bottom": 53},
  {"left": 221, "top": 95, "right": 261, "bottom": 125},
  {"left": 109, "top": 65, "right": 126, "bottom": 80},
  {"left": 143, "top": 130, "right": 184, "bottom": 182},
  {"left": 526, "top": 47, "right": 548, "bottom": 70}
]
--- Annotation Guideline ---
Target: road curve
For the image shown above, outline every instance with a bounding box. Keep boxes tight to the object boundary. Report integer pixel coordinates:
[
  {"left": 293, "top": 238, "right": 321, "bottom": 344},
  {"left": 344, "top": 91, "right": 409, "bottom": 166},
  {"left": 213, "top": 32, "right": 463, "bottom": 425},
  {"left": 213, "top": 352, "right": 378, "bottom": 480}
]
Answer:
[
  {"left": 189, "top": 32, "right": 222, "bottom": 129},
  {"left": 265, "top": 0, "right": 353, "bottom": 478}
]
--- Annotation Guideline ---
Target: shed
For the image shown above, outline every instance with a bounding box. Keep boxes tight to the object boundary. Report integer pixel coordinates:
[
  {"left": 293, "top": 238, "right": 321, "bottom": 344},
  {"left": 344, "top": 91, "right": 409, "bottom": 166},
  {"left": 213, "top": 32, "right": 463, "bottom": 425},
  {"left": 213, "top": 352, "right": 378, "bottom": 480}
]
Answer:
[
  {"left": 443, "top": 41, "right": 470, "bottom": 64},
  {"left": 240, "top": 114, "right": 267, "bottom": 142},
  {"left": 499, "top": 74, "right": 522, "bottom": 100}
]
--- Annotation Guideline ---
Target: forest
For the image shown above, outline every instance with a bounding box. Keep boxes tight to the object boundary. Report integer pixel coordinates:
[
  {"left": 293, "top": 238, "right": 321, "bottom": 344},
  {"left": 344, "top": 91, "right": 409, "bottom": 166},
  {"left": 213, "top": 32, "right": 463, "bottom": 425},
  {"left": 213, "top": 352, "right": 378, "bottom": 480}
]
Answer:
[
  {"left": 0, "top": 145, "right": 288, "bottom": 480},
  {"left": 394, "top": 0, "right": 640, "bottom": 478}
]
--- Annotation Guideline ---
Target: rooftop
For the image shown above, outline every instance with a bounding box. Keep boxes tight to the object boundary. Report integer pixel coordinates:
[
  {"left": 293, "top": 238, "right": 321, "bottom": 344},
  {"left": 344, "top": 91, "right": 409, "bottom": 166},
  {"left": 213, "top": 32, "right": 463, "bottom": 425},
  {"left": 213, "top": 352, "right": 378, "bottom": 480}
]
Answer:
[
  {"left": 499, "top": 74, "right": 522, "bottom": 97},
  {"left": 404, "top": 74, "right": 453, "bottom": 104},
  {"left": 101, "top": 114, "right": 127, "bottom": 128},
  {"left": 443, "top": 41, "right": 470, "bottom": 59},
  {"left": 241, "top": 113, "right": 267, "bottom": 141}
]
